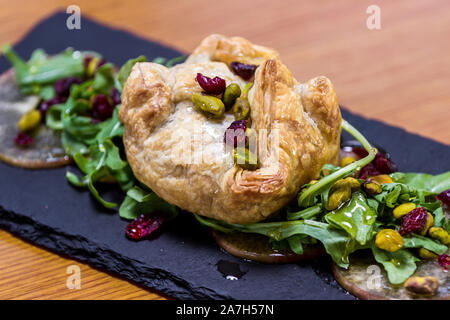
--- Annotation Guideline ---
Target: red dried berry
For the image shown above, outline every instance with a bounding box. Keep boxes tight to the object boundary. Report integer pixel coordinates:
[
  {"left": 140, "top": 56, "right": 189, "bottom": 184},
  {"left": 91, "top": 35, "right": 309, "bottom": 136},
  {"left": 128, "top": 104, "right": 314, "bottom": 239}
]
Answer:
[
  {"left": 351, "top": 147, "right": 369, "bottom": 159},
  {"left": 97, "top": 58, "right": 107, "bottom": 68},
  {"left": 38, "top": 102, "right": 50, "bottom": 121},
  {"left": 110, "top": 87, "right": 121, "bottom": 106},
  {"left": 14, "top": 132, "right": 34, "bottom": 147},
  {"left": 125, "top": 212, "right": 166, "bottom": 240},
  {"left": 83, "top": 55, "right": 93, "bottom": 69},
  {"left": 359, "top": 163, "right": 380, "bottom": 179},
  {"left": 91, "top": 94, "right": 114, "bottom": 121},
  {"left": 230, "top": 62, "right": 257, "bottom": 80},
  {"left": 54, "top": 77, "right": 82, "bottom": 100},
  {"left": 196, "top": 73, "right": 226, "bottom": 95},
  {"left": 436, "top": 189, "right": 450, "bottom": 207},
  {"left": 358, "top": 151, "right": 397, "bottom": 179},
  {"left": 224, "top": 120, "right": 248, "bottom": 148},
  {"left": 398, "top": 207, "right": 428, "bottom": 236},
  {"left": 38, "top": 96, "right": 62, "bottom": 121},
  {"left": 437, "top": 254, "right": 450, "bottom": 271},
  {"left": 374, "top": 152, "right": 397, "bottom": 174},
  {"left": 83, "top": 55, "right": 106, "bottom": 74}
]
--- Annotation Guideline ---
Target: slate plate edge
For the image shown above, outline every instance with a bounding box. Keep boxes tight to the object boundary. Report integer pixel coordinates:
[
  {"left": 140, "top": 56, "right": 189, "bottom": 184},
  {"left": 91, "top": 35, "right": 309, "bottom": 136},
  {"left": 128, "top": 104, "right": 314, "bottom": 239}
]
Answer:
[
  {"left": 0, "top": 204, "right": 231, "bottom": 300},
  {"left": 0, "top": 11, "right": 449, "bottom": 301}
]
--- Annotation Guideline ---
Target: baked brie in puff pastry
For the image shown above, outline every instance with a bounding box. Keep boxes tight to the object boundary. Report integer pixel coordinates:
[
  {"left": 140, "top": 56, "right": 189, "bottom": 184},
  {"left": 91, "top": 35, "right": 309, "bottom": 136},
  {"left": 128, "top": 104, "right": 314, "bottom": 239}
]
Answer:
[{"left": 119, "top": 35, "right": 341, "bottom": 224}]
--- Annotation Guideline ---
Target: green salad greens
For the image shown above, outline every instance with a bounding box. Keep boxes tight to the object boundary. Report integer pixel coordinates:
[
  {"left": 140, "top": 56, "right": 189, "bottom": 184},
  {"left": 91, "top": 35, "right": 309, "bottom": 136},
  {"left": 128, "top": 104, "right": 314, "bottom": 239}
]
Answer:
[
  {"left": 2, "top": 44, "right": 85, "bottom": 99},
  {"left": 3, "top": 45, "right": 184, "bottom": 218},
  {"left": 195, "top": 120, "right": 450, "bottom": 285},
  {"left": 195, "top": 153, "right": 450, "bottom": 284},
  {"left": 3, "top": 45, "right": 449, "bottom": 286}
]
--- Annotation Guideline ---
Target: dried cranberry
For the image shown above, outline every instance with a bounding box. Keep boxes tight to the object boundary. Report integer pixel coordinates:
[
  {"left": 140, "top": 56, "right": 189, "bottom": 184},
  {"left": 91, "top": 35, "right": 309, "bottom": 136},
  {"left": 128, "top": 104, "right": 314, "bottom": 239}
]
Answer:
[
  {"left": 374, "top": 152, "right": 397, "bottom": 174},
  {"left": 97, "top": 58, "right": 107, "bottom": 68},
  {"left": 91, "top": 94, "right": 114, "bottom": 121},
  {"left": 398, "top": 207, "right": 428, "bottom": 236},
  {"left": 39, "top": 101, "right": 53, "bottom": 120},
  {"left": 196, "top": 73, "right": 226, "bottom": 95},
  {"left": 125, "top": 212, "right": 166, "bottom": 240},
  {"left": 14, "top": 132, "right": 34, "bottom": 147},
  {"left": 38, "top": 103, "right": 50, "bottom": 121},
  {"left": 436, "top": 189, "right": 450, "bottom": 207},
  {"left": 93, "top": 94, "right": 109, "bottom": 106},
  {"left": 230, "top": 62, "right": 257, "bottom": 80},
  {"left": 39, "top": 96, "right": 64, "bottom": 121},
  {"left": 358, "top": 152, "right": 397, "bottom": 179},
  {"left": 224, "top": 120, "right": 249, "bottom": 148},
  {"left": 437, "top": 254, "right": 450, "bottom": 271},
  {"left": 359, "top": 163, "right": 380, "bottom": 179},
  {"left": 83, "top": 55, "right": 93, "bottom": 69},
  {"left": 351, "top": 147, "right": 369, "bottom": 159},
  {"left": 83, "top": 55, "right": 106, "bottom": 75},
  {"left": 110, "top": 87, "right": 121, "bottom": 105},
  {"left": 54, "top": 77, "right": 82, "bottom": 100},
  {"left": 344, "top": 141, "right": 398, "bottom": 179}
]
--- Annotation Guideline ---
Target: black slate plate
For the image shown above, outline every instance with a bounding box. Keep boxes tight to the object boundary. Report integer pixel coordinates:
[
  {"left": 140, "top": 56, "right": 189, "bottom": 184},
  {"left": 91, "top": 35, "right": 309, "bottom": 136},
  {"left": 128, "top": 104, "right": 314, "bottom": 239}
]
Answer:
[{"left": 0, "top": 11, "right": 449, "bottom": 300}]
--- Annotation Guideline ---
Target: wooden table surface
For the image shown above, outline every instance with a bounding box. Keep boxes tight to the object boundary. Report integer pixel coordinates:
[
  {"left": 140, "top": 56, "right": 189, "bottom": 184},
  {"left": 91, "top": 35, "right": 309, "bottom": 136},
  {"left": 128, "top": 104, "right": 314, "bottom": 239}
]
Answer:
[{"left": 0, "top": 0, "right": 449, "bottom": 300}]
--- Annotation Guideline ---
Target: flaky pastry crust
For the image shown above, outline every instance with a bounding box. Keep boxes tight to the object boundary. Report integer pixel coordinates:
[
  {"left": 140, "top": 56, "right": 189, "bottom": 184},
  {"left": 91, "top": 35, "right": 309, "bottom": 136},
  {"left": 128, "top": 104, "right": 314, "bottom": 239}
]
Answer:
[{"left": 120, "top": 34, "right": 341, "bottom": 224}]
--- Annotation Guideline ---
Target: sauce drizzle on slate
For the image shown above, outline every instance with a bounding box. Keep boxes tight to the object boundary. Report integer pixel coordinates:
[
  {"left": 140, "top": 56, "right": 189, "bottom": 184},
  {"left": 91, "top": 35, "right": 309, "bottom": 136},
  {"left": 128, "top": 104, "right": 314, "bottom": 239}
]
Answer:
[{"left": 216, "top": 260, "right": 248, "bottom": 280}]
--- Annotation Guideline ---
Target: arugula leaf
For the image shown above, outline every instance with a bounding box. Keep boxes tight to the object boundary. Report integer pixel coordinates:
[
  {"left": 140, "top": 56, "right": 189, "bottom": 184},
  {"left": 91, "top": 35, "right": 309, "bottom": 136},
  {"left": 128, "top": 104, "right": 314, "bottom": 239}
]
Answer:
[
  {"left": 56, "top": 65, "right": 120, "bottom": 158},
  {"left": 373, "top": 183, "right": 413, "bottom": 208},
  {"left": 287, "top": 235, "right": 304, "bottom": 255},
  {"left": 2, "top": 44, "right": 84, "bottom": 98},
  {"left": 57, "top": 83, "right": 100, "bottom": 151},
  {"left": 61, "top": 131, "right": 88, "bottom": 155},
  {"left": 403, "top": 172, "right": 450, "bottom": 194},
  {"left": 195, "top": 216, "right": 363, "bottom": 268},
  {"left": 2, "top": 44, "right": 31, "bottom": 83},
  {"left": 152, "top": 57, "right": 166, "bottom": 65},
  {"left": 4, "top": 47, "right": 186, "bottom": 218},
  {"left": 38, "top": 84, "right": 55, "bottom": 100},
  {"left": 117, "top": 55, "right": 147, "bottom": 91},
  {"left": 110, "top": 165, "right": 135, "bottom": 193},
  {"left": 66, "top": 166, "right": 117, "bottom": 208},
  {"left": 93, "top": 63, "right": 116, "bottom": 95},
  {"left": 320, "top": 164, "right": 341, "bottom": 177},
  {"left": 28, "top": 49, "right": 47, "bottom": 66},
  {"left": 325, "top": 191, "right": 377, "bottom": 245},
  {"left": 164, "top": 56, "right": 187, "bottom": 68},
  {"left": 403, "top": 234, "right": 448, "bottom": 254},
  {"left": 287, "top": 204, "right": 322, "bottom": 221},
  {"left": 66, "top": 171, "right": 86, "bottom": 187},
  {"left": 45, "top": 104, "right": 65, "bottom": 130},
  {"left": 119, "top": 186, "right": 178, "bottom": 220},
  {"left": 371, "top": 245, "right": 418, "bottom": 284},
  {"left": 150, "top": 56, "right": 187, "bottom": 68},
  {"left": 67, "top": 136, "right": 134, "bottom": 207},
  {"left": 95, "top": 106, "right": 123, "bottom": 143},
  {"left": 373, "top": 181, "right": 443, "bottom": 214},
  {"left": 194, "top": 214, "right": 235, "bottom": 233},
  {"left": 298, "top": 120, "right": 377, "bottom": 208},
  {"left": 391, "top": 171, "right": 450, "bottom": 194},
  {"left": 433, "top": 207, "right": 449, "bottom": 231},
  {"left": 370, "top": 180, "right": 444, "bottom": 229}
]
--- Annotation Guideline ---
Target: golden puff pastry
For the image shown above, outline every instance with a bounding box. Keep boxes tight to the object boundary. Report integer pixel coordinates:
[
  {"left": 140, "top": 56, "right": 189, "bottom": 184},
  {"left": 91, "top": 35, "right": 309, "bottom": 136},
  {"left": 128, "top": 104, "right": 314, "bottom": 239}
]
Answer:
[
  {"left": 119, "top": 34, "right": 341, "bottom": 224},
  {"left": 186, "top": 34, "right": 280, "bottom": 65}
]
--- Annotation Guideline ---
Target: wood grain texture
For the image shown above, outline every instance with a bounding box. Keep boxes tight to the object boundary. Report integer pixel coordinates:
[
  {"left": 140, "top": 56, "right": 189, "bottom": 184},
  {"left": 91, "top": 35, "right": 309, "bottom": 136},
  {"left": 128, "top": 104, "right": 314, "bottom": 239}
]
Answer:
[
  {"left": 0, "top": 230, "right": 168, "bottom": 299},
  {"left": 0, "top": 0, "right": 449, "bottom": 300}
]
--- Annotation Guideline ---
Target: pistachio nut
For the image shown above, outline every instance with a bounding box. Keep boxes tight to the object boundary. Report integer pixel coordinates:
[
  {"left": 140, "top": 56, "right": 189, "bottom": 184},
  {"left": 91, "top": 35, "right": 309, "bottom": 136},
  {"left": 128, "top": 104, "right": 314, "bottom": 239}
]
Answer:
[
  {"left": 375, "top": 229, "right": 404, "bottom": 252},
  {"left": 192, "top": 93, "right": 225, "bottom": 118},
  {"left": 18, "top": 109, "right": 41, "bottom": 132},
  {"left": 222, "top": 83, "right": 241, "bottom": 111},
  {"left": 393, "top": 202, "right": 416, "bottom": 219}
]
